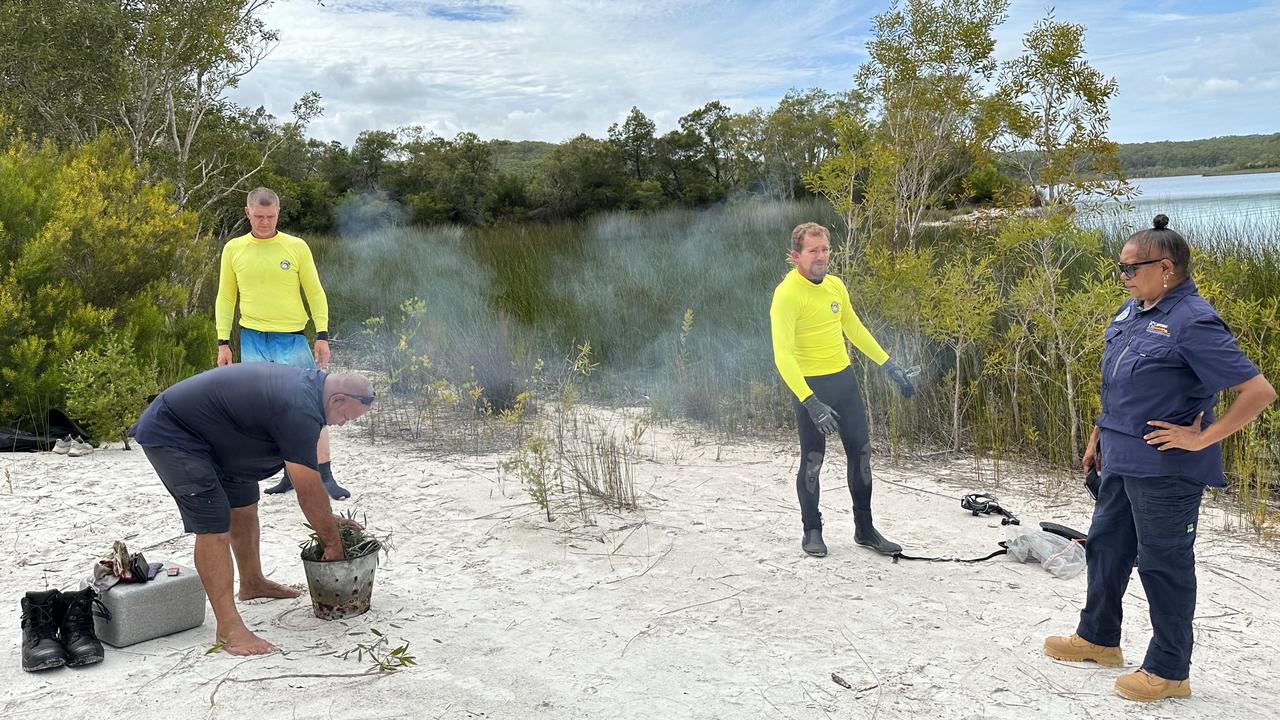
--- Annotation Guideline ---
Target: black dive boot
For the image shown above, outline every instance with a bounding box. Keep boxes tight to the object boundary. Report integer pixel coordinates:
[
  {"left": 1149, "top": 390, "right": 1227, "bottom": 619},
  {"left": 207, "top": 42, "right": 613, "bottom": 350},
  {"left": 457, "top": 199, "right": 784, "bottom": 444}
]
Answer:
[
  {"left": 319, "top": 462, "right": 350, "bottom": 501},
  {"left": 58, "top": 588, "right": 106, "bottom": 666},
  {"left": 802, "top": 528, "right": 827, "bottom": 557},
  {"left": 264, "top": 469, "right": 294, "bottom": 494},
  {"left": 854, "top": 510, "right": 902, "bottom": 555},
  {"left": 21, "top": 590, "right": 68, "bottom": 672}
]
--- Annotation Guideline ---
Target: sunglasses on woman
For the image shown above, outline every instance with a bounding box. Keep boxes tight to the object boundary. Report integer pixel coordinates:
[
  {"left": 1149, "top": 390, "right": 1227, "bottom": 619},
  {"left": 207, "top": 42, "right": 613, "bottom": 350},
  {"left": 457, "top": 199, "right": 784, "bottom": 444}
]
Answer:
[{"left": 1115, "top": 258, "right": 1167, "bottom": 278}]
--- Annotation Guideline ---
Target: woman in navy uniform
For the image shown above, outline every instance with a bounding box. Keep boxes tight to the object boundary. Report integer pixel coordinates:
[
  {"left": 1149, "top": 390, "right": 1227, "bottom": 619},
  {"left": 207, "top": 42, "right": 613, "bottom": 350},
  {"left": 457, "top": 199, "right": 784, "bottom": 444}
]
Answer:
[{"left": 1044, "top": 215, "right": 1276, "bottom": 702}]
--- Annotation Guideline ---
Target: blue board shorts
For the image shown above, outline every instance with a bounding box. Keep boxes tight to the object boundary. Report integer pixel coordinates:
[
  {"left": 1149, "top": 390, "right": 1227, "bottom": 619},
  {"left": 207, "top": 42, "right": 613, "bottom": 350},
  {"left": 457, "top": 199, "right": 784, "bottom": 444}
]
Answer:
[{"left": 240, "top": 328, "right": 317, "bottom": 368}]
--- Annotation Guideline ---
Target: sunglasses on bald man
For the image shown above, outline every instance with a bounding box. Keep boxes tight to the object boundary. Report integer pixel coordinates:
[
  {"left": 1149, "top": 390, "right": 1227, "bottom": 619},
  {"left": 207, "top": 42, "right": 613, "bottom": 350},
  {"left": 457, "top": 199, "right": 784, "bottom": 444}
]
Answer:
[{"left": 333, "top": 392, "right": 376, "bottom": 406}]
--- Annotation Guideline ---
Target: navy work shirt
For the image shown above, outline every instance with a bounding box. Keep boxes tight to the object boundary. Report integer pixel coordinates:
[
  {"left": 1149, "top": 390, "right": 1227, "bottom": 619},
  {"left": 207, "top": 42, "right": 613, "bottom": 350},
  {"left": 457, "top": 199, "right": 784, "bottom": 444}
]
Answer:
[
  {"left": 132, "top": 363, "right": 327, "bottom": 481},
  {"left": 1096, "top": 279, "right": 1258, "bottom": 486}
]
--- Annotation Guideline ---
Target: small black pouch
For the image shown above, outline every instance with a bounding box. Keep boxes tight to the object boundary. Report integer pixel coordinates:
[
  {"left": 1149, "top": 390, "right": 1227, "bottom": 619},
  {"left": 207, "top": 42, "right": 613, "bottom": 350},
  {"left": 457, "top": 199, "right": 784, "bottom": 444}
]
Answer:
[
  {"left": 1084, "top": 468, "right": 1101, "bottom": 502},
  {"left": 127, "top": 552, "right": 150, "bottom": 583}
]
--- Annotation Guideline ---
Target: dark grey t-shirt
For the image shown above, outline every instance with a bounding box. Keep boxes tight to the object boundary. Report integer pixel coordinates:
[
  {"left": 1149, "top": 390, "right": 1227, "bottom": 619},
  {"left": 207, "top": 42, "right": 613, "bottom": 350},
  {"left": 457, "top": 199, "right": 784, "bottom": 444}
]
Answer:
[{"left": 133, "top": 363, "right": 326, "bottom": 480}]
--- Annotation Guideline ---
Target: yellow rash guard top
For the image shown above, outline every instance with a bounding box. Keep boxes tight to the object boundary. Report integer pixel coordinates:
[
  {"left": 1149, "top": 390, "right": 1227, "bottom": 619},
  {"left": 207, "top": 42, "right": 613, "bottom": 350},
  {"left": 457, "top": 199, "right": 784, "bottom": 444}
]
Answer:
[
  {"left": 215, "top": 231, "right": 329, "bottom": 339},
  {"left": 770, "top": 268, "right": 890, "bottom": 401}
]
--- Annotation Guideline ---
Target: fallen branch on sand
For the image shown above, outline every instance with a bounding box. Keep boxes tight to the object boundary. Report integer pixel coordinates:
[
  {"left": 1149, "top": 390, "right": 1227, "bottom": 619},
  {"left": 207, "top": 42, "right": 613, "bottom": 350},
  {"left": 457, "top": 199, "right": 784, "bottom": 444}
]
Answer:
[
  {"left": 206, "top": 668, "right": 387, "bottom": 717},
  {"left": 841, "top": 626, "right": 884, "bottom": 716},
  {"left": 660, "top": 589, "right": 745, "bottom": 616},
  {"left": 605, "top": 545, "right": 673, "bottom": 584}
]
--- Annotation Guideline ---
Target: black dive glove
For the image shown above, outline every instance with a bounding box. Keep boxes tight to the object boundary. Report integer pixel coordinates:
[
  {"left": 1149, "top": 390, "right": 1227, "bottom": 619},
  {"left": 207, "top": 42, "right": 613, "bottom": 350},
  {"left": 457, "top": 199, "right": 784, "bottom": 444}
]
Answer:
[
  {"left": 883, "top": 360, "right": 916, "bottom": 399},
  {"left": 802, "top": 395, "right": 841, "bottom": 435}
]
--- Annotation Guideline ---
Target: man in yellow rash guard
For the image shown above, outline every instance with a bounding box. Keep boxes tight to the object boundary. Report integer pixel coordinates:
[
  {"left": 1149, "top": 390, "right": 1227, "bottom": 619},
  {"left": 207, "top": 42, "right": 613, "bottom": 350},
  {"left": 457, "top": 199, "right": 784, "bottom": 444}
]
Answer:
[
  {"left": 215, "top": 187, "right": 348, "bottom": 500},
  {"left": 770, "top": 222, "right": 915, "bottom": 557}
]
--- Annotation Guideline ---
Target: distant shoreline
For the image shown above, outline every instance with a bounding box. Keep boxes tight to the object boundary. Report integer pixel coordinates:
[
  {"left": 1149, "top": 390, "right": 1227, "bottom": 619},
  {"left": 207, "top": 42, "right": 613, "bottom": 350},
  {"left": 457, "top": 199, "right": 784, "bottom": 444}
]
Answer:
[
  {"left": 1123, "top": 167, "right": 1280, "bottom": 180},
  {"left": 1200, "top": 167, "right": 1280, "bottom": 177},
  {"left": 1117, "top": 132, "right": 1280, "bottom": 180}
]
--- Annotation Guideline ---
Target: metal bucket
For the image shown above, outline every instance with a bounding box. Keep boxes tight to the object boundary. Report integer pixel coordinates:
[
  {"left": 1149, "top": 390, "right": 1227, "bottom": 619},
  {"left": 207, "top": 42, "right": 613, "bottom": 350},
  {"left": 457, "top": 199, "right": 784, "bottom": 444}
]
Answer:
[{"left": 301, "top": 548, "right": 379, "bottom": 620}]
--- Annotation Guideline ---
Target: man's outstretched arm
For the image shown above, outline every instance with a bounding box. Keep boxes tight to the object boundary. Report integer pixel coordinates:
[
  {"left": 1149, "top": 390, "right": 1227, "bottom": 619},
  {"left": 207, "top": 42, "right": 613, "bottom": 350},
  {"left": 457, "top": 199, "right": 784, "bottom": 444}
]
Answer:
[{"left": 284, "top": 461, "right": 345, "bottom": 560}]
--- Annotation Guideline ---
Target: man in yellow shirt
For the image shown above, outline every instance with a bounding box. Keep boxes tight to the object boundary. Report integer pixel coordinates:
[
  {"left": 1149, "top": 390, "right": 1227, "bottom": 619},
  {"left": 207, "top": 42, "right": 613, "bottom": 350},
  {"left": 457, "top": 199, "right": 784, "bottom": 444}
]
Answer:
[
  {"left": 770, "top": 222, "right": 915, "bottom": 557},
  {"left": 215, "top": 187, "right": 348, "bottom": 500}
]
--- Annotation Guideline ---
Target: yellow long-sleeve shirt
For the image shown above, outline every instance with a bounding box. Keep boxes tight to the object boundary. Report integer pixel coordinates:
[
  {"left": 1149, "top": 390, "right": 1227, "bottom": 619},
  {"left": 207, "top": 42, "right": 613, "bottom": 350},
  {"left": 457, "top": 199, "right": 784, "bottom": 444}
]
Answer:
[
  {"left": 769, "top": 269, "right": 889, "bottom": 401},
  {"left": 215, "top": 231, "right": 329, "bottom": 340}
]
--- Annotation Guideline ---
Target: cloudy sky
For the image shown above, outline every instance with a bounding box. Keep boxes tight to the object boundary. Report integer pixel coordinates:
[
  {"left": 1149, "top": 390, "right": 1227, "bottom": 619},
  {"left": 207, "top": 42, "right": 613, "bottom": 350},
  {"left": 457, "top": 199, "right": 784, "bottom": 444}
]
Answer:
[{"left": 228, "top": 0, "right": 1280, "bottom": 146}]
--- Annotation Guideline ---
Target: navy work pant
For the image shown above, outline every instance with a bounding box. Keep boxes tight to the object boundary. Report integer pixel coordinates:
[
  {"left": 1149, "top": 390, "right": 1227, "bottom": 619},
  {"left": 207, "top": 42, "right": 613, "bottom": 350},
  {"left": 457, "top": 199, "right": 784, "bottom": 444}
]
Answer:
[
  {"left": 1076, "top": 473, "right": 1203, "bottom": 680},
  {"left": 791, "top": 367, "right": 873, "bottom": 531}
]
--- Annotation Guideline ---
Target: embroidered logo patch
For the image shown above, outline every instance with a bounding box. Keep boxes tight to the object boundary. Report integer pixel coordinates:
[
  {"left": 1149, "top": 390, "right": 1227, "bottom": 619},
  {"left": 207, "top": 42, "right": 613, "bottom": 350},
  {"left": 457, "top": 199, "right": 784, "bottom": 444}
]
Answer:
[
  {"left": 830, "top": 301, "right": 839, "bottom": 314},
  {"left": 1187, "top": 522, "right": 1196, "bottom": 534},
  {"left": 1114, "top": 305, "right": 1131, "bottom": 323},
  {"left": 279, "top": 260, "right": 291, "bottom": 270},
  {"left": 1146, "top": 321, "right": 1170, "bottom": 336}
]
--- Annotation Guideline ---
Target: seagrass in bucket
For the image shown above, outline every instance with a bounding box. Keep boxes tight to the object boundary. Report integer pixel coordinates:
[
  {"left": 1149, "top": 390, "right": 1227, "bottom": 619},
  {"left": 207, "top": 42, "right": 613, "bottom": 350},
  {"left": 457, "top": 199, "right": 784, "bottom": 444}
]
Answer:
[{"left": 300, "top": 545, "right": 379, "bottom": 620}]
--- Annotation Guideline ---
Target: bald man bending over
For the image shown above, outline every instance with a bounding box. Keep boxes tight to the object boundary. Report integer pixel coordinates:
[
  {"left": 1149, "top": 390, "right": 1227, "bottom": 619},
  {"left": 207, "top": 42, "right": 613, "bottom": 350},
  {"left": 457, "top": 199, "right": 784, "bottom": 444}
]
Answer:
[{"left": 131, "top": 364, "right": 374, "bottom": 655}]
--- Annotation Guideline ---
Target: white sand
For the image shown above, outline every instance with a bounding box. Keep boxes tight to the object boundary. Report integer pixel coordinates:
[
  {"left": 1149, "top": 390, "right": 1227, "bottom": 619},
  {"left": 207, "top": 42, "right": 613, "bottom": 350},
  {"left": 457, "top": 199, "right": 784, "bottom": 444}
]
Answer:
[{"left": 3, "top": 414, "right": 1279, "bottom": 719}]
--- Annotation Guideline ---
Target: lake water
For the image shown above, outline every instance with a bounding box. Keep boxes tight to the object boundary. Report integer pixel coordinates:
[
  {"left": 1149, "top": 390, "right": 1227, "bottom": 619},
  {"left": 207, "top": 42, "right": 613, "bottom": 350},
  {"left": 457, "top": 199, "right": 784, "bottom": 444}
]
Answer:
[{"left": 1088, "top": 171, "right": 1280, "bottom": 238}]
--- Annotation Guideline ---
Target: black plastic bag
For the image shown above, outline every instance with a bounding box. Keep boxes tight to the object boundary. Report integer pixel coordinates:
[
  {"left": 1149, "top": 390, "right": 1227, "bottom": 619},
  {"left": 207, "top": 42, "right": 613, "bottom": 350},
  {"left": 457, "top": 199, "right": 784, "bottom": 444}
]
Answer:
[{"left": 0, "top": 409, "right": 93, "bottom": 452}]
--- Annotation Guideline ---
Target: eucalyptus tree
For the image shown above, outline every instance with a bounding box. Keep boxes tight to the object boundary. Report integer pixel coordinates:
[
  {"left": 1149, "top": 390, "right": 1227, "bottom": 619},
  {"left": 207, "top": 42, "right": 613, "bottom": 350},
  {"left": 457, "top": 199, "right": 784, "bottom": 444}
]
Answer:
[
  {"left": 759, "top": 88, "right": 860, "bottom": 201},
  {"left": 678, "top": 101, "right": 736, "bottom": 189},
  {"left": 1000, "top": 215, "right": 1121, "bottom": 462},
  {"left": 653, "top": 126, "right": 710, "bottom": 204},
  {"left": 539, "top": 135, "right": 631, "bottom": 219},
  {"left": 856, "top": 0, "right": 1009, "bottom": 249},
  {"left": 608, "top": 106, "right": 657, "bottom": 183},
  {"left": 0, "top": 0, "right": 319, "bottom": 227},
  {"left": 921, "top": 253, "right": 1000, "bottom": 450},
  {"left": 803, "top": 111, "right": 882, "bottom": 267},
  {"left": 997, "top": 11, "right": 1134, "bottom": 210},
  {"left": 0, "top": 0, "right": 130, "bottom": 143},
  {"left": 645, "top": 101, "right": 741, "bottom": 204},
  {"left": 350, "top": 129, "right": 402, "bottom": 191}
]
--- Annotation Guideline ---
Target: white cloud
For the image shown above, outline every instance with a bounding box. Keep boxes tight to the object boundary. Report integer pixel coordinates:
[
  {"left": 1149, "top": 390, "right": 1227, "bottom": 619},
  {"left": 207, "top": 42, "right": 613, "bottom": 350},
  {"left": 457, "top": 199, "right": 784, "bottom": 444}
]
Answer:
[
  {"left": 231, "top": 0, "right": 1280, "bottom": 146},
  {"left": 999, "top": 1, "right": 1280, "bottom": 141},
  {"left": 232, "top": 0, "right": 871, "bottom": 144},
  {"left": 1196, "top": 77, "right": 1244, "bottom": 95}
]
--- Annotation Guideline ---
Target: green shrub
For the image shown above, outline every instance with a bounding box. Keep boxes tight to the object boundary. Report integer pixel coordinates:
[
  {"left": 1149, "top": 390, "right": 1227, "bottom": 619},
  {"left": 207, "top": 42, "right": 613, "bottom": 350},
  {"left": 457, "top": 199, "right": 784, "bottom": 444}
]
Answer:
[
  {"left": 63, "top": 333, "right": 157, "bottom": 448},
  {"left": 0, "top": 127, "right": 214, "bottom": 427}
]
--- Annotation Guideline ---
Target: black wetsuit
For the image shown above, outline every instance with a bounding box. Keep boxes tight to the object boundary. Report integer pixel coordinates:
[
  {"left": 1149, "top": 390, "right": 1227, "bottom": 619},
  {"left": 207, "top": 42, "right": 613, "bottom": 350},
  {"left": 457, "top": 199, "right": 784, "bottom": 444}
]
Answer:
[{"left": 791, "top": 366, "right": 873, "bottom": 531}]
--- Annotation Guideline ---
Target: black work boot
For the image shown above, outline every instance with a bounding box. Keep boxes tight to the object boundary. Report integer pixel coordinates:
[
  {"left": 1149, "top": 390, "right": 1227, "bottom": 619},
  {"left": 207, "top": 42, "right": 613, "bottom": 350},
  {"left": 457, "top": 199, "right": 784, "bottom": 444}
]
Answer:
[
  {"left": 264, "top": 470, "right": 294, "bottom": 495},
  {"left": 58, "top": 588, "right": 105, "bottom": 667},
  {"left": 21, "top": 590, "right": 67, "bottom": 672},
  {"left": 802, "top": 528, "right": 827, "bottom": 557},
  {"left": 854, "top": 510, "right": 902, "bottom": 555}
]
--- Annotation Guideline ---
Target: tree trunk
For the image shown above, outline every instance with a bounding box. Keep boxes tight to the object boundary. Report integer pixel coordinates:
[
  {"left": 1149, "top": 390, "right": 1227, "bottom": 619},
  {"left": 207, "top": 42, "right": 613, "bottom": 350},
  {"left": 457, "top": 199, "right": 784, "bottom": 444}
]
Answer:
[
  {"left": 1010, "top": 346, "right": 1022, "bottom": 441},
  {"left": 1065, "top": 365, "right": 1079, "bottom": 464},
  {"left": 952, "top": 347, "right": 963, "bottom": 452}
]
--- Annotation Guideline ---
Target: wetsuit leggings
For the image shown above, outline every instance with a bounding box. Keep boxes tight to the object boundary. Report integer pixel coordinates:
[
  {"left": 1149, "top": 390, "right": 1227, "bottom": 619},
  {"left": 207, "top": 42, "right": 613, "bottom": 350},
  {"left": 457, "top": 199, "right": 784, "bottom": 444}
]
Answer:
[{"left": 791, "top": 366, "right": 873, "bottom": 531}]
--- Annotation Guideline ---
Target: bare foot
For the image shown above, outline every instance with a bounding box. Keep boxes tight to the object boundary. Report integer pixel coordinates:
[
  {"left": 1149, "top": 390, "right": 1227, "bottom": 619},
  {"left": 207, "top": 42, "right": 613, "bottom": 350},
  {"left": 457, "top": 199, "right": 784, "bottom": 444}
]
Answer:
[
  {"left": 237, "top": 578, "right": 304, "bottom": 601},
  {"left": 215, "top": 625, "right": 277, "bottom": 656}
]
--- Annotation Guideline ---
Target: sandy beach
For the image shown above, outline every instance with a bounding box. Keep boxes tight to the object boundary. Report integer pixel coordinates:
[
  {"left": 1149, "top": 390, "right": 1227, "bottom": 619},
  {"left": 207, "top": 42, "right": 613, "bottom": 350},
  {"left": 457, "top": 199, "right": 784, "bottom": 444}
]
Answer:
[{"left": 4, "top": 412, "right": 1278, "bottom": 720}]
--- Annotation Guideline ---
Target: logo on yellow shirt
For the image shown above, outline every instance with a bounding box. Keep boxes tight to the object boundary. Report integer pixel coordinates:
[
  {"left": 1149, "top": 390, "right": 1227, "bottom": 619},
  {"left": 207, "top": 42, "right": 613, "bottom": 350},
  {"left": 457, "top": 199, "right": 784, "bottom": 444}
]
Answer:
[
  {"left": 279, "top": 260, "right": 291, "bottom": 270},
  {"left": 830, "top": 301, "right": 839, "bottom": 314}
]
